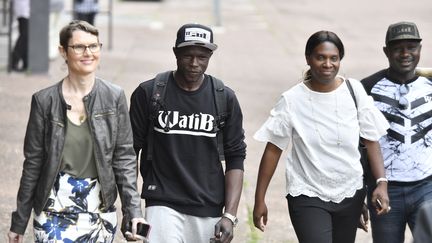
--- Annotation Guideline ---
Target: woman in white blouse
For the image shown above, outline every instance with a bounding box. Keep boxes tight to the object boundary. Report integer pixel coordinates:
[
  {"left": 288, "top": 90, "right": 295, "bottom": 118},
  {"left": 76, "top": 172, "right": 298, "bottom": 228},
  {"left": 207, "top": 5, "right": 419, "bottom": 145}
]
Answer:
[{"left": 252, "top": 30, "right": 390, "bottom": 243}]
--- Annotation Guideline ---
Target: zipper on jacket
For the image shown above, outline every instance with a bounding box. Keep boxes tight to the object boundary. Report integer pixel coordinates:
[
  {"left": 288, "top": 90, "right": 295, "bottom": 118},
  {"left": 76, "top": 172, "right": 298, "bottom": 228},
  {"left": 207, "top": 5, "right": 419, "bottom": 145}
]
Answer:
[
  {"left": 51, "top": 120, "right": 64, "bottom": 127},
  {"left": 40, "top": 119, "right": 66, "bottom": 211},
  {"left": 94, "top": 111, "right": 115, "bottom": 118},
  {"left": 41, "top": 82, "right": 69, "bottom": 211},
  {"left": 86, "top": 102, "right": 109, "bottom": 210}
]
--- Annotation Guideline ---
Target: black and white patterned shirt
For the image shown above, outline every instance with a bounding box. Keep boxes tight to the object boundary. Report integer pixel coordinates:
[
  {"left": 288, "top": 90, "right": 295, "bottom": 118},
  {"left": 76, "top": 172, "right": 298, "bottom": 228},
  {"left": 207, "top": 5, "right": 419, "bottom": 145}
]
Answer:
[{"left": 362, "top": 70, "right": 432, "bottom": 182}]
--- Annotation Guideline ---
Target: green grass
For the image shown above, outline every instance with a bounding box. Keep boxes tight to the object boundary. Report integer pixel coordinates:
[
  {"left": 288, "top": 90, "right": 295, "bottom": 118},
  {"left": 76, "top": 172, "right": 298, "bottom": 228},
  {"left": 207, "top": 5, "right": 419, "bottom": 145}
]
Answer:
[{"left": 246, "top": 205, "right": 261, "bottom": 243}]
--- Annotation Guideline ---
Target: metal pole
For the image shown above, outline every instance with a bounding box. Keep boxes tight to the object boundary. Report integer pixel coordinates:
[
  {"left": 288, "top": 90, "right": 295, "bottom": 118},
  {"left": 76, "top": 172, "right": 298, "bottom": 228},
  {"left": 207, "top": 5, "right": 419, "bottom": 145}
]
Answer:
[
  {"left": 108, "top": 0, "right": 112, "bottom": 50},
  {"left": 7, "top": 0, "right": 12, "bottom": 72},
  {"left": 3, "top": 0, "right": 6, "bottom": 26},
  {"left": 28, "top": 0, "right": 49, "bottom": 73},
  {"left": 213, "top": 0, "right": 221, "bottom": 26},
  {"left": 72, "top": 0, "right": 76, "bottom": 20}
]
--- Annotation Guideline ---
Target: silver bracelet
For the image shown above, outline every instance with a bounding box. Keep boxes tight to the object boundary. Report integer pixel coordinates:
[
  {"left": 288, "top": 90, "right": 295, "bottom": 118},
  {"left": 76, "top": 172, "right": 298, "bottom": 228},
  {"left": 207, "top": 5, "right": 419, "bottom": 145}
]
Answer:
[{"left": 376, "top": 177, "right": 388, "bottom": 185}]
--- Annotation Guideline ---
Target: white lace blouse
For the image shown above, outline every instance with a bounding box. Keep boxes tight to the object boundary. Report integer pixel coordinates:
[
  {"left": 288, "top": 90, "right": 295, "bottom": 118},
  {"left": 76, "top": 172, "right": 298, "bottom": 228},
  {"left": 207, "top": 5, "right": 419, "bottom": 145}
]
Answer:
[{"left": 254, "top": 78, "right": 389, "bottom": 203}]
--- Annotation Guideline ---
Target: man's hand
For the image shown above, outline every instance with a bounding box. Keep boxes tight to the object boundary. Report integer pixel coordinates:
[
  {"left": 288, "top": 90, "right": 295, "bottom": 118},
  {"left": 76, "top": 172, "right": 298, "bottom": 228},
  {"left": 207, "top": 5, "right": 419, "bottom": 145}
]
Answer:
[
  {"left": 358, "top": 203, "right": 369, "bottom": 232},
  {"left": 253, "top": 200, "right": 268, "bottom": 232},
  {"left": 213, "top": 217, "right": 234, "bottom": 243},
  {"left": 372, "top": 183, "right": 390, "bottom": 215}
]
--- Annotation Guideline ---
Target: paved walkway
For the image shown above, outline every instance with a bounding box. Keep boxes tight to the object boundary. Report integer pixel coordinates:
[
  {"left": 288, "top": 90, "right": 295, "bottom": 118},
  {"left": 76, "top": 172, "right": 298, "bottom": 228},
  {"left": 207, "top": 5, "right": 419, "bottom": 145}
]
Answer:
[{"left": 2, "top": 0, "right": 431, "bottom": 242}]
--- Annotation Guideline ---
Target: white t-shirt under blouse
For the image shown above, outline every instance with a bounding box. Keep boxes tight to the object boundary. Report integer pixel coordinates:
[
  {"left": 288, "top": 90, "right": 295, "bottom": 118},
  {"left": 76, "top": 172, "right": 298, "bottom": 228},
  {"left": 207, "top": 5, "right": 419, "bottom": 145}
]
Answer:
[{"left": 254, "top": 78, "right": 389, "bottom": 203}]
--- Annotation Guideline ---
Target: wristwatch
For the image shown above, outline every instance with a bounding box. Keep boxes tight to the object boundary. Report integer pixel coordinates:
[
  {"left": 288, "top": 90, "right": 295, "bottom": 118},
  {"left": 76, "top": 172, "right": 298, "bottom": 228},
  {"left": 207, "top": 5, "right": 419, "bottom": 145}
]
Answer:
[{"left": 222, "top": 213, "right": 238, "bottom": 227}]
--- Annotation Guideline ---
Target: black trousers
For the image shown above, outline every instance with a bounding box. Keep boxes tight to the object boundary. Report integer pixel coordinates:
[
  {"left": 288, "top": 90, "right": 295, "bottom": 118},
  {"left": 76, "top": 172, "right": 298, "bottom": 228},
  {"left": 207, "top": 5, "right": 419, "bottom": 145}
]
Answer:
[
  {"left": 11, "top": 17, "right": 29, "bottom": 70},
  {"left": 287, "top": 188, "right": 366, "bottom": 243}
]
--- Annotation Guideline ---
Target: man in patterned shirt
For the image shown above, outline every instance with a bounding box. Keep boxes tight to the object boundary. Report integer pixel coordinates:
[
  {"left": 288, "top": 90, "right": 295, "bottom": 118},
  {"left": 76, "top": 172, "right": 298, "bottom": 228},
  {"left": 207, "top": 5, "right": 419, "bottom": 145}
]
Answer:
[{"left": 361, "top": 21, "right": 432, "bottom": 243}]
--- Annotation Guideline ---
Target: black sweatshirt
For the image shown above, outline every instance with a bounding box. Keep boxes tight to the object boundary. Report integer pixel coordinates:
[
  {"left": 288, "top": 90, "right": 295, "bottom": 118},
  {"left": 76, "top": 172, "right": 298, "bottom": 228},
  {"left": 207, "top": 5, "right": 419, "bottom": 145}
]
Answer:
[{"left": 129, "top": 72, "right": 246, "bottom": 217}]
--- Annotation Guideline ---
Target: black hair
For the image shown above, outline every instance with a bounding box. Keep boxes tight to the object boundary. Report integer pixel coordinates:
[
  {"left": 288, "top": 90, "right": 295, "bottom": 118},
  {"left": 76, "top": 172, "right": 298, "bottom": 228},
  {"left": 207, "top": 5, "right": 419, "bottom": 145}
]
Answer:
[{"left": 305, "top": 30, "right": 344, "bottom": 59}]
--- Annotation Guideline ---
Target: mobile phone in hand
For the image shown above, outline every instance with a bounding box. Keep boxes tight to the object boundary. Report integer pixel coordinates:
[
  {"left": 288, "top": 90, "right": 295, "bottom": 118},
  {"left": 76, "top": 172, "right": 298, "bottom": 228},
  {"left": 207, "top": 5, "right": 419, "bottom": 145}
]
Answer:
[{"left": 126, "top": 222, "right": 151, "bottom": 240}]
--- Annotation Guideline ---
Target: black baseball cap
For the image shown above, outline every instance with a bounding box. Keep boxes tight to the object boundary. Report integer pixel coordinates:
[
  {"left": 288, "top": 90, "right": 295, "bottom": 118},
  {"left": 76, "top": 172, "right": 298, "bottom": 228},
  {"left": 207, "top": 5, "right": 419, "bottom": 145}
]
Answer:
[
  {"left": 385, "top": 21, "right": 422, "bottom": 45},
  {"left": 175, "top": 23, "right": 218, "bottom": 51}
]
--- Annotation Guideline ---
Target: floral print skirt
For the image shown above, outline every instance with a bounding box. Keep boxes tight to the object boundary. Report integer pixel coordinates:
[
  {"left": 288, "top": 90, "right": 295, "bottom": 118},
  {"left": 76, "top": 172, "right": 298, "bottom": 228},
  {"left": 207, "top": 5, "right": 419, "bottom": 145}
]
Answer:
[{"left": 33, "top": 172, "right": 117, "bottom": 243}]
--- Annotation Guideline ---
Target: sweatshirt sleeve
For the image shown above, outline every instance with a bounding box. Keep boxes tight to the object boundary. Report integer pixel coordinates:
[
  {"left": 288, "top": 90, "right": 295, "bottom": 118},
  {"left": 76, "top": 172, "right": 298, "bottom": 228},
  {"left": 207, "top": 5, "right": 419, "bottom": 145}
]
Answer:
[
  {"left": 129, "top": 82, "right": 152, "bottom": 158},
  {"left": 223, "top": 87, "right": 247, "bottom": 171}
]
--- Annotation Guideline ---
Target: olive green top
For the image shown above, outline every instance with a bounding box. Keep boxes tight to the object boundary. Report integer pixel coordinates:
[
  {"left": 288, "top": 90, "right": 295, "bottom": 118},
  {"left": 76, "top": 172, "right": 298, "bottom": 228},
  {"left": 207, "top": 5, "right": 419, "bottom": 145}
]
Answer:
[{"left": 60, "top": 118, "right": 98, "bottom": 178}]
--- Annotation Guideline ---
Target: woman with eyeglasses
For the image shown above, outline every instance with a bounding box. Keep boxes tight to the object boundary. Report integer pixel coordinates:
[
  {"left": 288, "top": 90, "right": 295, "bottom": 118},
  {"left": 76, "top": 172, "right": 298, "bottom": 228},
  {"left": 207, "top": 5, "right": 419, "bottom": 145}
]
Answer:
[
  {"left": 8, "top": 20, "right": 146, "bottom": 243},
  {"left": 252, "top": 31, "right": 390, "bottom": 243}
]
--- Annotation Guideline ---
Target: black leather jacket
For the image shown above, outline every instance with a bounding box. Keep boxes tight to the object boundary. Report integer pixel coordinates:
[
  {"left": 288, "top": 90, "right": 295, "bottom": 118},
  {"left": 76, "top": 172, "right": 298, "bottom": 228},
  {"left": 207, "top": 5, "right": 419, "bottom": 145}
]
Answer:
[{"left": 10, "top": 78, "right": 142, "bottom": 234}]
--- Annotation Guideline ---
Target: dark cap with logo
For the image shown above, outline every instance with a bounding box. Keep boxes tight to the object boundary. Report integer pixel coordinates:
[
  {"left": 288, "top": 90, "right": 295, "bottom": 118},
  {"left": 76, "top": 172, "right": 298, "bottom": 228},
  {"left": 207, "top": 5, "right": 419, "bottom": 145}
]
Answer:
[
  {"left": 175, "top": 23, "right": 218, "bottom": 51},
  {"left": 385, "top": 21, "right": 422, "bottom": 45}
]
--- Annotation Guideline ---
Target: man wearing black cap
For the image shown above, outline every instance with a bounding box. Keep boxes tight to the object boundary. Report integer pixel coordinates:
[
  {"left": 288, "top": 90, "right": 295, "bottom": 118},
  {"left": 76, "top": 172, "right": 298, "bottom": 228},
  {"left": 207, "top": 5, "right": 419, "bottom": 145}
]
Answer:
[
  {"left": 361, "top": 21, "right": 432, "bottom": 243},
  {"left": 129, "top": 23, "right": 246, "bottom": 243}
]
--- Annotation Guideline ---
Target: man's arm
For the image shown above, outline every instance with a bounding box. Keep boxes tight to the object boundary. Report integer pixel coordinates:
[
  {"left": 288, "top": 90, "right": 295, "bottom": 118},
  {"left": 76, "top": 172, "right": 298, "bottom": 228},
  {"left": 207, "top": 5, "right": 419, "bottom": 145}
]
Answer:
[
  {"left": 221, "top": 89, "right": 246, "bottom": 217},
  {"left": 129, "top": 85, "right": 150, "bottom": 160},
  {"left": 214, "top": 88, "right": 246, "bottom": 243},
  {"left": 213, "top": 169, "right": 243, "bottom": 243},
  {"left": 224, "top": 169, "right": 244, "bottom": 216}
]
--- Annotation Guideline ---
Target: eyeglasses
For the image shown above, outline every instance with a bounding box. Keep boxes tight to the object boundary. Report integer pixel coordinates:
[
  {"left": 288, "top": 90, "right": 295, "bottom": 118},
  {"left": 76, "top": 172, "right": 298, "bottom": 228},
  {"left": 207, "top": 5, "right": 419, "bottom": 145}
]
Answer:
[
  {"left": 67, "top": 43, "right": 102, "bottom": 55},
  {"left": 398, "top": 84, "right": 409, "bottom": 110}
]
